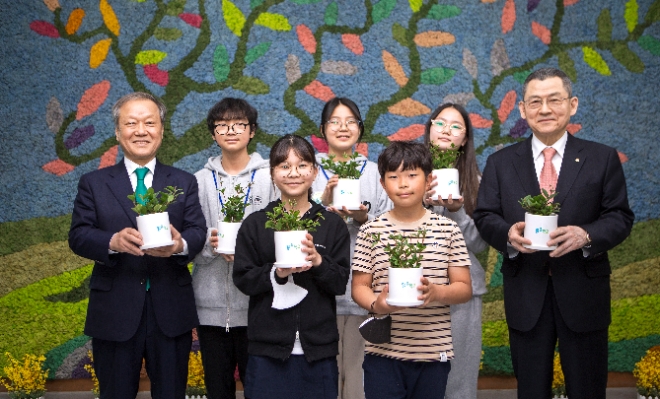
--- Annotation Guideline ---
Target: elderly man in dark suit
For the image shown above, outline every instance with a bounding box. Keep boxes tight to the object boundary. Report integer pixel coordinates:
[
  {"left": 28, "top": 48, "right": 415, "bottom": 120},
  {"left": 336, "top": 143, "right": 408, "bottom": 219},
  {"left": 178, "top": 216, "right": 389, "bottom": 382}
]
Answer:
[
  {"left": 69, "top": 92, "right": 206, "bottom": 399},
  {"left": 473, "top": 68, "right": 634, "bottom": 399}
]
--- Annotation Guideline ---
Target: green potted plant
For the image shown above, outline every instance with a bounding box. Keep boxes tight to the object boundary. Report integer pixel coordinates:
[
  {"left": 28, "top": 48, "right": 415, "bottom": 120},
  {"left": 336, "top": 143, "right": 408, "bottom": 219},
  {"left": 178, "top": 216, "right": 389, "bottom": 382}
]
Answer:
[
  {"left": 634, "top": 345, "right": 660, "bottom": 399},
  {"left": 519, "top": 189, "right": 561, "bottom": 250},
  {"left": 320, "top": 152, "right": 364, "bottom": 210},
  {"left": 429, "top": 142, "right": 462, "bottom": 200},
  {"left": 215, "top": 183, "right": 251, "bottom": 255},
  {"left": 127, "top": 186, "right": 183, "bottom": 249},
  {"left": 265, "top": 199, "right": 324, "bottom": 268},
  {"left": 1, "top": 352, "right": 48, "bottom": 399},
  {"left": 372, "top": 228, "right": 427, "bottom": 306}
]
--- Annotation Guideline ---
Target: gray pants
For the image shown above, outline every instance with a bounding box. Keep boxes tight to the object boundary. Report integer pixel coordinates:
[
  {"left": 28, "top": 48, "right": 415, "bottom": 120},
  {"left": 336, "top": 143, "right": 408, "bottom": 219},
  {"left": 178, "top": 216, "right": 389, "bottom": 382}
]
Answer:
[
  {"left": 445, "top": 296, "right": 483, "bottom": 399},
  {"left": 336, "top": 314, "right": 368, "bottom": 399}
]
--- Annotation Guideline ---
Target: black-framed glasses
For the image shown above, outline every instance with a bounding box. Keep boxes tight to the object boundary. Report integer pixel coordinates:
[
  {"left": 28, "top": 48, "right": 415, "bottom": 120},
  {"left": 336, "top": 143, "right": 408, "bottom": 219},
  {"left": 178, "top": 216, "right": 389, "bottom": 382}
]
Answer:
[
  {"left": 430, "top": 119, "right": 466, "bottom": 136},
  {"left": 214, "top": 122, "right": 249, "bottom": 135},
  {"left": 326, "top": 118, "right": 361, "bottom": 132},
  {"left": 523, "top": 97, "right": 569, "bottom": 110}
]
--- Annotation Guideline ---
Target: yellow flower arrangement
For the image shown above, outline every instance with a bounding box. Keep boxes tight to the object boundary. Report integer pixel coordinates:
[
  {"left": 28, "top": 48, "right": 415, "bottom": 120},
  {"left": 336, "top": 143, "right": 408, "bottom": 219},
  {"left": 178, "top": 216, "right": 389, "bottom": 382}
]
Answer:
[
  {"left": 83, "top": 350, "right": 100, "bottom": 398},
  {"left": 634, "top": 345, "right": 660, "bottom": 397},
  {"left": 1, "top": 352, "right": 48, "bottom": 399},
  {"left": 186, "top": 350, "right": 206, "bottom": 397},
  {"left": 552, "top": 351, "right": 566, "bottom": 398}
]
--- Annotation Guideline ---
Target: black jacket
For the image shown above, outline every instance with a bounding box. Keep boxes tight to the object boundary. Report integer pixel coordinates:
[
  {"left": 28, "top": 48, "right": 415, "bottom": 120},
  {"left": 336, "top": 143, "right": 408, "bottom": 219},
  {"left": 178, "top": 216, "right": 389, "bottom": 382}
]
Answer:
[{"left": 233, "top": 200, "right": 351, "bottom": 362}]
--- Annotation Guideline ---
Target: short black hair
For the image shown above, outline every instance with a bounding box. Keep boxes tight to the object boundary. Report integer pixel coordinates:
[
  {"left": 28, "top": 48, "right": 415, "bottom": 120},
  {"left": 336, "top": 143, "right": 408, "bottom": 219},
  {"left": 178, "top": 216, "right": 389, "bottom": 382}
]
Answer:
[
  {"left": 377, "top": 141, "right": 432, "bottom": 179},
  {"left": 206, "top": 97, "right": 258, "bottom": 138},
  {"left": 319, "top": 97, "right": 364, "bottom": 142},
  {"left": 522, "top": 67, "right": 573, "bottom": 99}
]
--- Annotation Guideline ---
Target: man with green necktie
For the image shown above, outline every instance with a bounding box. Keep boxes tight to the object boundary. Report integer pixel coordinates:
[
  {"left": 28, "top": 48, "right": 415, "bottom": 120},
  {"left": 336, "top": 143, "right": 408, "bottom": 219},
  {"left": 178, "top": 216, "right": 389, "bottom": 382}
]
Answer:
[{"left": 69, "top": 92, "right": 206, "bottom": 399}]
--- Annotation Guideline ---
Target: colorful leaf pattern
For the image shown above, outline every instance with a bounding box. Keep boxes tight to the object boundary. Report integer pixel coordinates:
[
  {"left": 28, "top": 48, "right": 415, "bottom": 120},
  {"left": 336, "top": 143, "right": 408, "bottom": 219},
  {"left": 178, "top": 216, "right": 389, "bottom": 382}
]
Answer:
[
  {"left": 100, "top": 0, "right": 120, "bottom": 36},
  {"left": 76, "top": 81, "right": 110, "bottom": 120},
  {"left": 65, "top": 9, "right": 85, "bottom": 35},
  {"left": 223, "top": 0, "right": 246, "bottom": 36},
  {"left": 90, "top": 38, "right": 112, "bottom": 69}
]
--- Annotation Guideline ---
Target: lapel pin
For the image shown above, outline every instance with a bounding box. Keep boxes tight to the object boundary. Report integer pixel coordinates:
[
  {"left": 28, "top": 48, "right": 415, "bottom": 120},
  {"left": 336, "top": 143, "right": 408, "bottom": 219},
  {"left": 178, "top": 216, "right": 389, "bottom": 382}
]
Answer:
[{"left": 575, "top": 158, "right": 580, "bottom": 162}]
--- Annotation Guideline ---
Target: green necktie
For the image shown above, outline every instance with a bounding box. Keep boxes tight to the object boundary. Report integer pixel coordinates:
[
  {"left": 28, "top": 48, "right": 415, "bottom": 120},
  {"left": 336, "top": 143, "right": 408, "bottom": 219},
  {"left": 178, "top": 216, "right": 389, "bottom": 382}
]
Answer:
[
  {"left": 135, "top": 167, "right": 150, "bottom": 290},
  {"left": 135, "top": 167, "right": 149, "bottom": 205}
]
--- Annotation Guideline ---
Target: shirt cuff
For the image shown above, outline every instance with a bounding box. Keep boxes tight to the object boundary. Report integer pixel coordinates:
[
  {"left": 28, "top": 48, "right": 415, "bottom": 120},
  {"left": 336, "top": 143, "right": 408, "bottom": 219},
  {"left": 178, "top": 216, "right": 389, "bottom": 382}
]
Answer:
[{"left": 506, "top": 241, "right": 519, "bottom": 259}]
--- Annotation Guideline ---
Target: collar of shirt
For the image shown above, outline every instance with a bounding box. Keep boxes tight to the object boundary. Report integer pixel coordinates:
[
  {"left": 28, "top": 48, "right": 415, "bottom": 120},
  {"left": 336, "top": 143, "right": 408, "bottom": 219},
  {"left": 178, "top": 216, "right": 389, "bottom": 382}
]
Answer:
[
  {"left": 531, "top": 131, "right": 567, "bottom": 180},
  {"left": 124, "top": 157, "right": 157, "bottom": 191}
]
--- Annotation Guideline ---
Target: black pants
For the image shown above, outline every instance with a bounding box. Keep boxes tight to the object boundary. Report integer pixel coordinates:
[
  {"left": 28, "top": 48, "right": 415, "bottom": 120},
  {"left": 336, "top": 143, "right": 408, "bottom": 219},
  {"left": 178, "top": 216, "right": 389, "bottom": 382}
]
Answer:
[
  {"left": 509, "top": 278, "right": 609, "bottom": 399},
  {"left": 197, "top": 325, "right": 249, "bottom": 399},
  {"left": 92, "top": 291, "right": 192, "bottom": 399}
]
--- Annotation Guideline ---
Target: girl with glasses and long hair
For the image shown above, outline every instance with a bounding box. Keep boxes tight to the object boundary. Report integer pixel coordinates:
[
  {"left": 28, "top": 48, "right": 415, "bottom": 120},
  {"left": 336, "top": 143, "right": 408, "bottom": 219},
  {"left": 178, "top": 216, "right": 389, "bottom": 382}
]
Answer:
[{"left": 423, "top": 103, "right": 488, "bottom": 399}]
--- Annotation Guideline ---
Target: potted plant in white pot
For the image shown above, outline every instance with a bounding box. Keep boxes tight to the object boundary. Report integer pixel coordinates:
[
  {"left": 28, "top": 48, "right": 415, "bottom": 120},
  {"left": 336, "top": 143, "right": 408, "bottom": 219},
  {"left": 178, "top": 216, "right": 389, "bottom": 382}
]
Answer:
[
  {"left": 215, "top": 183, "right": 251, "bottom": 255},
  {"left": 519, "top": 189, "right": 561, "bottom": 250},
  {"left": 373, "top": 228, "right": 427, "bottom": 307},
  {"left": 429, "top": 142, "right": 461, "bottom": 200},
  {"left": 320, "top": 152, "right": 364, "bottom": 210},
  {"left": 128, "top": 186, "right": 183, "bottom": 249},
  {"left": 265, "top": 199, "right": 324, "bottom": 268}
]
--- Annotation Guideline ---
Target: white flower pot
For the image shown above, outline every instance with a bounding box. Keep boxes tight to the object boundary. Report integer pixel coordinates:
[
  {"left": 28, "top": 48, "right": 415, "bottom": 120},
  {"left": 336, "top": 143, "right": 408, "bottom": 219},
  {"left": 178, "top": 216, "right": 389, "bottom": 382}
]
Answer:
[
  {"left": 523, "top": 212, "right": 558, "bottom": 250},
  {"left": 215, "top": 221, "right": 242, "bottom": 254},
  {"left": 136, "top": 212, "right": 174, "bottom": 249},
  {"left": 431, "top": 168, "right": 461, "bottom": 200},
  {"left": 333, "top": 178, "right": 361, "bottom": 210},
  {"left": 274, "top": 230, "right": 309, "bottom": 268},
  {"left": 638, "top": 395, "right": 660, "bottom": 399},
  {"left": 386, "top": 267, "right": 424, "bottom": 307},
  {"left": 185, "top": 395, "right": 207, "bottom": 399}
]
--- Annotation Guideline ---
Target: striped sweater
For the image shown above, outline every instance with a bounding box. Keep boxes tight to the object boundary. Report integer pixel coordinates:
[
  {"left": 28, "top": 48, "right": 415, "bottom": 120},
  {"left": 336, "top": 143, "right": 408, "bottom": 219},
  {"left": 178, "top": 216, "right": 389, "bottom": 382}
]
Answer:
[{"left": 352, "top": 209, "right": 471, "bottom": 362}]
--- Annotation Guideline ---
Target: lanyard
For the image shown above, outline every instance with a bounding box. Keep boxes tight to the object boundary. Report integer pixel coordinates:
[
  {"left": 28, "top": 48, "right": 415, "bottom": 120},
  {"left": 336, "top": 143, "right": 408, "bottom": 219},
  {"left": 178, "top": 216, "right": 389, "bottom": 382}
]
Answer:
[
  {"left": 212, "top": 169, "right": 256, "bottom": 208},
  {"left": 320, "top": 159, "right": 367, "bottom": 180}
]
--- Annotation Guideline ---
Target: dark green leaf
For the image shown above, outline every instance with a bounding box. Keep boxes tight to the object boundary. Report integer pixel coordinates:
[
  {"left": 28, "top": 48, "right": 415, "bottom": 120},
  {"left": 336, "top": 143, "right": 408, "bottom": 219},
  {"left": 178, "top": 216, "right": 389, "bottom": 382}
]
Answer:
[
  {"left": 166, "top": 0, "right": 186, "bottom": 16},
  {"left": 611, "top": 43, "right": 644, "bottom": 73},
  {"left": 427, "top": 4, "right": 461, "bottom": 20},
  {"left": 213, "top": 44, "right": 230, "bottom": 83},
  {"left": 558, "top": 51, "right": 577, "bottom": 82},
  {"left": 372, "top": 0, "right": 397, "bottom": 24},
  {"left": 289, "top": 0, "right": 321, "bottom": 4},
  {"left": 245, "top": 42, "right": 272, "bottom": 65},
  {"left": 250, "top": 0, "right": 264, "bottom": 8},
  {"left": 392, "top": 23, "right": 407, "bottom": 47},
  {"left": 324, "top": 2, "right": 338, "bottom": 26},
  {"left": 420, "top": 67, "right": 456, "bottom": 85},
  {"left": 596, "top": 9, "right": 612, "bottom": 43},
  {"left": 513, "top": 70, "right": 531, "bottom": 84},
  {"left": 154, "top": 27, "right": 183, "bottom": 41},
  {"left": 645, "top": 0, "right": 660, "bottom": 23},
  {"left": 233, "top": 76, "right": 270, "bottom": 94},
  {"left": 638, "top": 35, "right": 660, "bottom": 56}
]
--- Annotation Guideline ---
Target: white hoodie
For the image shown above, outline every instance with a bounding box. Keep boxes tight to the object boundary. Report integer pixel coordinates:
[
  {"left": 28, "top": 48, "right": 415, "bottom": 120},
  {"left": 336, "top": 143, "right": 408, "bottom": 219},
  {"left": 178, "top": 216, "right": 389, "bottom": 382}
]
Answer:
[{"left": 192, "top": 153, "right": 278, "bottom": 327}]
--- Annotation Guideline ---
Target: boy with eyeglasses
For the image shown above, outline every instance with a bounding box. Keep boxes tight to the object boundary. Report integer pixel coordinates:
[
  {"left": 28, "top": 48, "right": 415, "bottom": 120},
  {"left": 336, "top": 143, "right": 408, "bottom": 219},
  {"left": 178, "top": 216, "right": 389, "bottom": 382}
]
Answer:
[{"left": 192, "top": 97, "right": 277, "bottom": 399}]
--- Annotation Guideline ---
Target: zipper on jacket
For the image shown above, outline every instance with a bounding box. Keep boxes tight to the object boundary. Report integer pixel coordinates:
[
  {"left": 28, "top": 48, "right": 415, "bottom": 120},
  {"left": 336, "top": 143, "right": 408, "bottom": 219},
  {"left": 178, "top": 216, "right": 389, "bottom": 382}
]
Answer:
[{"left": 226, "top": 261, "right": 231, "bottom": 332}]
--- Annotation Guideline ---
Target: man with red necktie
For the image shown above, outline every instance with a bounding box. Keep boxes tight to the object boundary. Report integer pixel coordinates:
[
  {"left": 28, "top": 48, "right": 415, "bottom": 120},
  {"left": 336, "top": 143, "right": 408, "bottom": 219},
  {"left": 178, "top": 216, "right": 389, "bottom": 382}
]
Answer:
[{"left": 474, "top": 68, "right": 634, "bottom": 399}]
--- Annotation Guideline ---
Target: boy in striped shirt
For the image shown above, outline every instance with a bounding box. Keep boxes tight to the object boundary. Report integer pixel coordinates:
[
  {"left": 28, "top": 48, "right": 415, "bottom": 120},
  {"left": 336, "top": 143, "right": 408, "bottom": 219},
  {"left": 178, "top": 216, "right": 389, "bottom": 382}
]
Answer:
[{"left": 351, "top": 140, "right": 472, "bottom": 398}]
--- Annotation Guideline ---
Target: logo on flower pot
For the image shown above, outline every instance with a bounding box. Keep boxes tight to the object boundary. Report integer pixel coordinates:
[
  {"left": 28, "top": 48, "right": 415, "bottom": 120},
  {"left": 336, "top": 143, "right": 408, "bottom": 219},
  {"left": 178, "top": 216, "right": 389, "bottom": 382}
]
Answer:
[
  {"left": 401, "top": 281, "right": 415, "bottom": 289},
  {"left": 340, "top": 189, "right": 354, "bottom": 195},
  {"left": 447, "top": 180, "right": 458, "bottom": 186},
  {"left": 535, "top": 227, "right": 549, "bottom": 234},
  {"left": 156, "top": 224, "right": 169, "bottom": 232},
  {"left": 286, "top": 243, "right": 302, "bottom": 251}
]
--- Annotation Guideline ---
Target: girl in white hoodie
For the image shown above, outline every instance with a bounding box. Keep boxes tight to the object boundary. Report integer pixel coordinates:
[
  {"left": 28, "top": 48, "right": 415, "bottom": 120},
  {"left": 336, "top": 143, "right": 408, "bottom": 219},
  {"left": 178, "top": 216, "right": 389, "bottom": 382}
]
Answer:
[
  {"left": 311, "top": 97, "right": 391, "bottom": 399},
  {"left": 192, "top": 98, "right": 277, "bottom": 399}
]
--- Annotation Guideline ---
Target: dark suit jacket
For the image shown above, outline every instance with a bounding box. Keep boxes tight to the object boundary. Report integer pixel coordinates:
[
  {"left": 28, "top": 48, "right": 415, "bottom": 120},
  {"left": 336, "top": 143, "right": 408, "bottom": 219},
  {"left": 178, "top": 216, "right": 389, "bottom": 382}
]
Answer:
[
  {"left": 69, "top": 160, "right": 206, "bottom": 341},
  {"left": 473, "top": 134, "right": 634, "bottom": 333}
]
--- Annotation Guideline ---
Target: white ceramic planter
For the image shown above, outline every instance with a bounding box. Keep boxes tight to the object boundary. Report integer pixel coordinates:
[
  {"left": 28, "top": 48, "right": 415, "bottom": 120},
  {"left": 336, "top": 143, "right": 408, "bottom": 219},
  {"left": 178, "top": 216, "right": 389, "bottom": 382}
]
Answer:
[
  {"left": 274, "top": 230, "right": 309, "bottom": 268},
  {"left": 136, "top": 212, "right": 174, "bottom": 249},
  {"left": 386, "top": 267, "right": 424, "bottom": 307},
  {"left": 523, "top": 212, "right": 558, "bottom": 250},
  {"left": 333, "top": 178, "right": 361, "bottom": 210},
  {"left": 638, "top": 395, "right": 660, "bottom": 399},
  {"left": 215, "top": 221, "right": 242, "bottom": 255},
  {"left": 431, "top": 168, "right": 461, "bottom": 200}
]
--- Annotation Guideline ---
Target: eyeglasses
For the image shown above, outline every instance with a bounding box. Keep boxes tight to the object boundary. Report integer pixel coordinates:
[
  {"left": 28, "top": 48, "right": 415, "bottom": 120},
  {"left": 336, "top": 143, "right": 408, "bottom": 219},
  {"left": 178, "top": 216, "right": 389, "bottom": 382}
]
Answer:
[
  {"left": 214, "top": 122, "right": 249, "bottom": 135},
  {"left": 326, "top": 118, "right": 361, "bottom": 132},
  {"left": 523, "top": 97, "right": 569, "bottom": 110},
  {"left": 274, "top": 162, "right": 313, "bottom": 176},
  {"left": 430, "top": 119, "right": 466, "bottom": 136}
]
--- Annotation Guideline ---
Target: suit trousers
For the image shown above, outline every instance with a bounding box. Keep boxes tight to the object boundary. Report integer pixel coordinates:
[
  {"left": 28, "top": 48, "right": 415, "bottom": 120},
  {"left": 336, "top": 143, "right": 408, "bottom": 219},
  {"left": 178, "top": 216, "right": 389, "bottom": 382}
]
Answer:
[
  {"left": 336, "top": 315, "right": 367, "bottom": 399},
  {"left": 92, "top": 291, "right": 193, "bottom": 399},
  {"left": 197, "top": 325, "right": 249, "bottom": 399},
  {"left": 508, "top": 278, "right": 608, "bottom": 399}
]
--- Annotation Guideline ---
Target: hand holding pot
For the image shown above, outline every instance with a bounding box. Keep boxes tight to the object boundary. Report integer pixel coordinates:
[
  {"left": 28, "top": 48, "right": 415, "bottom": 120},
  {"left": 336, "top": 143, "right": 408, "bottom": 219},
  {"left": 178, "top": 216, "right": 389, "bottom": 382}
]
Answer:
[
  {"left": 276, "top": 265, "right": 312, "bottom": 278},
  {"left": 210, "top": 229, "right": 234, "bottom": 261},
  {"left": 110, "top": 227, "right": 144, "bottom": 256},
  {"left": 143, "top": 225, "right": 184, "bottom": 257},
  {"left": 508, "top": 222, "right": 537, "bottom": 254},
  {"left": 321, "top": 175, "right": 339, "bottom": 206},
  {"left": 373, "top": 285, "right": 407, "bottom": 314},
  {"left": 301, "top": 233, "right": 323, "bottom": 266},
  {"left": 548, "top": 226, "right": 589, "bottom": 258},
  {"left": 327, "top": 203, "right": 369, "bottom": 224}
]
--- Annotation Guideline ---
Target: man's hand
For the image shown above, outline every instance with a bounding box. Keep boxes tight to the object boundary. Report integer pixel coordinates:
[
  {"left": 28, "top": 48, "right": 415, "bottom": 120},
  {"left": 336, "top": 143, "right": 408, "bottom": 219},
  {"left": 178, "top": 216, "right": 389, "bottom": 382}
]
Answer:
[
  {"left": 548, "top": 225, "right": 589, "bottom": 258},
  {"left": 109, "top": 228, "right": 144, "bottom": 256},
  {"left": 508, "top": 222, "right": 537, "bottom": 254},
  {"left": 143, "top": 225, "right": 184, "bottom": 257}
]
